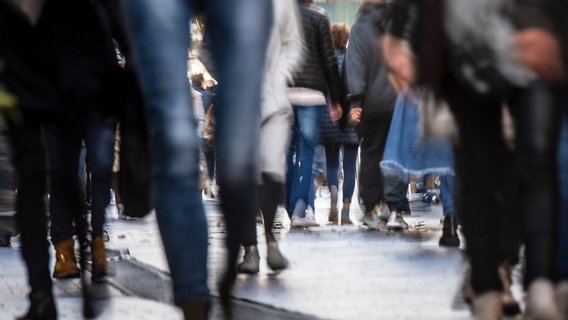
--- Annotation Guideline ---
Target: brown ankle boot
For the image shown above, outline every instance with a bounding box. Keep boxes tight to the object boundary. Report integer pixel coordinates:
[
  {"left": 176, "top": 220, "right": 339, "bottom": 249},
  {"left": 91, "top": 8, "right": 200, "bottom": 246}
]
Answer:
[
  {"left": 52, "top": 238, "right": 80, "bottom": 279},
  {"left": 91, "top": 236, "right": 108, "bottom": 282}
]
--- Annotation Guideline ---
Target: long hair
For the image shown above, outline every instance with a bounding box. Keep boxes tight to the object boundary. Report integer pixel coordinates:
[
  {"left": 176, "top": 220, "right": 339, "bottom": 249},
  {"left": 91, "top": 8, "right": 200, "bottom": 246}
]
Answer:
[{"left": 331, "top": 22, "right": 349, "bottom": 50}]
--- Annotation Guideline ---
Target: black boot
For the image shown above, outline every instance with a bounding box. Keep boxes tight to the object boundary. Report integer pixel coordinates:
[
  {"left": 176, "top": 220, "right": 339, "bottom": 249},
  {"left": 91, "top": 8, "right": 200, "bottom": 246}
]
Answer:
[
  {"left": 176, "top": 299, "right": 210, "bottom": 320},
  {"left": 439, "top": 215, "right": 460, "bottom": 247},
  {"left": 17, "top": 289, "right": 57, "bottom": 320}
]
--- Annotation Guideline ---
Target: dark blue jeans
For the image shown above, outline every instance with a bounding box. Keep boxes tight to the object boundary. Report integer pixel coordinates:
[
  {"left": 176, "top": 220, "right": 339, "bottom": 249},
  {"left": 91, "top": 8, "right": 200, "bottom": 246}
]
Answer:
[
  {"left": 440, "top": 174, "right": 455, "bottom": 216},
  {"left": 85, "top": 113, "right": 117, "bottom": 238},
  {"left": 286, "top": 105, "right": 324, "bottom": 213},
  {"left": 325, "top": 144, "right": 358, "bottom": 203},
  {"left": 121, "top": 0, "right": 272, "bottom": 302}
]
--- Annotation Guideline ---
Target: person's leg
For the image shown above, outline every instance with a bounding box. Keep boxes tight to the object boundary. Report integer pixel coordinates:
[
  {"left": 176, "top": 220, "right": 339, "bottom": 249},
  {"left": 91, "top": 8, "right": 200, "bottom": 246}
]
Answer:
[
  {"left": 204, "top": 0, "right": 272, "bottom": 314},
  {"left": 510, "top": 81, "right": 561, "bottom": 287},
  {"left": 357, "top": 116, "right": 390, "bottom": 213},
  {"left": 120, "top": 0, "right": 210, "bottom": 312},
  {"left": 509, "top": 81, "right": 562, "bottom": 318},
  {"left": 445, "top": 82, "right": 508, "bottom": 300},
  {"left": 43, "top": 122, "right": 83, "bottom": 279},
  {"left": 8, "top": 121, "right": 56, "bottom": 318},
  {"left": 439, "top": 173, "right": 459, "bottom": 247},
  {"left": 288, "top": 105, "right": 323, "bottom": 219},
  {"left": 85, "top": 112, "right": 117, "bottom": 281},
  {"left": 325, "top": 144, "right": 340, "bottom": 222},
  {"left": 341, "top": 145, "right": 358, "bottom": 203},
  {"left": 340, "top": 145, "right": 358, "bottom": 224}
]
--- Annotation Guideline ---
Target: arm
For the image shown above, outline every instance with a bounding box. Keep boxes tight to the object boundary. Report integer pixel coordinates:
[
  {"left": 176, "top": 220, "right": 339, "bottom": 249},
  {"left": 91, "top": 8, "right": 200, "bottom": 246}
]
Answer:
[{"left": 276, "top": 0, "right": 304, "bottom": 83}]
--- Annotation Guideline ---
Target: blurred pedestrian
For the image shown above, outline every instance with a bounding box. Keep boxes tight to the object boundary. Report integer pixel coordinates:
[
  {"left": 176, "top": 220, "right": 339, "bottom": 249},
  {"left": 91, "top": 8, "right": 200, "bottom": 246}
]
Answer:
[
  {"left": 318, "top": 22, "right": 359, "bottom": 225},
  {"left": 384, "top": 0, "right": 566, "bottom": 318},
  {"left": 346, "top": 0, "right": 409, "bottom": 231},
  {"left": 0, "top": 0, "right": 122, "bottom": 318},
  {"left": 120, "top": 1, "right": 273, "bottom": 318},
  {"left": 236, "top": 0, "right": 303, "bottom": 275},
  {"left": 286, "top": 0, "right": 344, "bottom": 227}
]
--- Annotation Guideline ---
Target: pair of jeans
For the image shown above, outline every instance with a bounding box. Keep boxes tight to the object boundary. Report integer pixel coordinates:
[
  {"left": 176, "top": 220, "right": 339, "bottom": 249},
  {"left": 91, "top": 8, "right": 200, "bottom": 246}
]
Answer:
[
  {"left": 121, "top": 0, "right": 272, "bottom": 302},
  {"left": 286, "top": 105, "right": 323, "bottom": 214},
  {"left": 324, "top": 144, "right": 358, "bottom": 203},
  {"left": 85, "top": 113, "right": 117, "bottom": 238}
]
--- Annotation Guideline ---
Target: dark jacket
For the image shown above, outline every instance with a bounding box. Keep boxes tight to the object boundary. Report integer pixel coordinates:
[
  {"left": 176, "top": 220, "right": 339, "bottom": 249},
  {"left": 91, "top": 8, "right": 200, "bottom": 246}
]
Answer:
[
  {"left": 345, "top": 4, "right": 397, "bottom": 117},
  {"left": 291, "top": 1, "right": 344, "bottom": 104},
  {"left": 0, "top": 0, "right": 120, "bottom": 123}
]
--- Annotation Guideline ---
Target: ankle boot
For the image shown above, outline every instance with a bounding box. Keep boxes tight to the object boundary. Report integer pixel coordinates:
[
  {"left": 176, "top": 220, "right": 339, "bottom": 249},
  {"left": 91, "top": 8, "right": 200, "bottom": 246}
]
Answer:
[
  {"left": 52, "top": 238, "right": 80, "bottom": 279},
  {"left": 497, "top": 263, "right": 520, "bottom": 316},
  {"left": 439, "top": 215, "right": 460, "bottom": 247},
  {"left": 267, "top": 241, "right": 288, "bottom": 271},
  {"left": 471, "top": 291, "right": 503, "bottom": 320},
  {"left": 237, "top": 245, "right": 259, "bottom": 274},
  {"left": 91, "top": 236, "right": 108, "bottom": 282},
  {"left": 340, "top": 205, "right": 352, "bottom": 225},
  {"left": 17, "top": 289, "right": 57, "bottom": 320},
  {"left": 329, "top": 186, "right": 338, "bottom": 223},
  {"left": 176, "top": 299, "right": 210, "bottom": 320}
]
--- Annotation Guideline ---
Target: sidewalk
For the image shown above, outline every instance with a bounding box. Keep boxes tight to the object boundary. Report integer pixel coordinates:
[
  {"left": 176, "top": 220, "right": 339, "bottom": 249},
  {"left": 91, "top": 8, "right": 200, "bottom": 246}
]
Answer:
[{"left": 0, "top": 190, "right": 525, "bottom": 319}]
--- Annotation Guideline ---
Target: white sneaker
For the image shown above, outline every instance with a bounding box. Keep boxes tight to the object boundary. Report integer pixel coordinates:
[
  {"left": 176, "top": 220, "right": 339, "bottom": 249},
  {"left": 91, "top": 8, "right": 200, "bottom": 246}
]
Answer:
[
  {"left": 291, "top": 206, "right": 319, "bottom": 227},
  {"left": 386, "top": 211, "right": 409, "bottom": 231},
  {"left": 362, "top": 211, "right": 379, "bottom": 229}
]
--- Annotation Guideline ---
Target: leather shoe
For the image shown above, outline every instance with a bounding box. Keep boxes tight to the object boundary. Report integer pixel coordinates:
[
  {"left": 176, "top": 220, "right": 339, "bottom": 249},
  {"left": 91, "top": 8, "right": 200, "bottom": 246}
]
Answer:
[{"left": 17, "top": 289, "right": 57, "bottom": 320}]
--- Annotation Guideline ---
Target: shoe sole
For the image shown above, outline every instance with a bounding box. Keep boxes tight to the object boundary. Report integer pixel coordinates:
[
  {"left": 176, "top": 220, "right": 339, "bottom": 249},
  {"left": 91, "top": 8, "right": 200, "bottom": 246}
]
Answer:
[
  {"left": 53, "top": 271, "right": 81, "bottom": 279},
  {"left": 387, "top": 224, "right": 408, "bottom": 231}
]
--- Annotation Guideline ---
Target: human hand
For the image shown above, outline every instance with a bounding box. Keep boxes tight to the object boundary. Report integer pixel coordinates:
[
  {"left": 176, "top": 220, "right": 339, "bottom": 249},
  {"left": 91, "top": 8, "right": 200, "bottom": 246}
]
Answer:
[
  {"left": 382, "top": 35, "right": 416, "bottom": 91},
  {"left": 348, "top": 107, "right": 362, "bottom": 125},
  {"left": 512, "top": 28, "right": 564, "bottom": 82},
  {"left": 330, "top": 103, "right": 343, "bottom": 122}
]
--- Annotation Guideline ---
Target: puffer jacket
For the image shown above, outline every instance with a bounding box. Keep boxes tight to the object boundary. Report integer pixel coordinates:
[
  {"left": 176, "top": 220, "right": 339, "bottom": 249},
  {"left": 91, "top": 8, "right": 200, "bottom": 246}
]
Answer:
[{"left": 291, "top": 1, "right": 344, "bottom": 104}]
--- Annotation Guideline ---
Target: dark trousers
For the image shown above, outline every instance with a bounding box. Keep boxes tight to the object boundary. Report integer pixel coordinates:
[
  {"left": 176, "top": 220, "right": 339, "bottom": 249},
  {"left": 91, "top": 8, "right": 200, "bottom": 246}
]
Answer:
[
  {"left": 444, "top": 79, "right": 550, "bottom": 294},
  {"left": 6, "top": 120, "right": 52, "bottom": 293},
  {"left": 508, "top": 81, "right": 562, "bottom": 287},
  {"left": 44, "top": 123, "right": 84, "bottom": 244},
  {"left": 357, "top": 111, "right": 408, "bottom": 212}
]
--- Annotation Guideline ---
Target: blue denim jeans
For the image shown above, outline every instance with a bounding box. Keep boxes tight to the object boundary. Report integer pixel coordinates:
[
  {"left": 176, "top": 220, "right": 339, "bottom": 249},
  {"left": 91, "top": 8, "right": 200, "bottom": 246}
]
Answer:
[
  {"left": 324, "top": 144, "right": 358, "bottom": 203},
  {"left": 85, "top": 113, "right": 117, "bottom": 238},
  {"left": 440, "top": 174, "right": 455, "bottom": 216},
  {"left": 121, "top": 0, "right": 272, "bottom": 302},
  {"left": 286, "top": 105, "right": 323, "bottom": 214}
]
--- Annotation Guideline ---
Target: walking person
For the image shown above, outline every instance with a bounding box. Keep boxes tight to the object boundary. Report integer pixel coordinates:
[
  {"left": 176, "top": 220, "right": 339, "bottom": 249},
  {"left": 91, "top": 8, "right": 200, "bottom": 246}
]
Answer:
[
  {"left": 236, "top": 0, "right": 304, "bottom": 274},
  {"left": 120, "top": 1, "right": 273, "bottom": 318},
  {"left": 346, "top": 0, "right": 409, "bottom": 231},
  {"left": 286, "top": 0, "right": 344, "bottom": 227},
  {"left": 0, "top": 0, "right": 122, "bottom": 318},
  {"left": 383, "top": 0, "right": 566, "bottom": 317},
  {"left": 319, "top": 22, "right": 359, "bottom": 225}
]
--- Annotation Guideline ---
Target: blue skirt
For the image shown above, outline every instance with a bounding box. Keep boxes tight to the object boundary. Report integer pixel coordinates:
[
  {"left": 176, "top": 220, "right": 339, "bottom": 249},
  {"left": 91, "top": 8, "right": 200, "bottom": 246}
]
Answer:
[{"left": 380, "top": 93, "right": 454, "bottom": 181}]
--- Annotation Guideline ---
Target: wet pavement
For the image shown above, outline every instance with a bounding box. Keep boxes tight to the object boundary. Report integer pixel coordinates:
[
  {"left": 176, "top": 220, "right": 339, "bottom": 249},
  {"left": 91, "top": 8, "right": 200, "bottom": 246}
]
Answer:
[{"left": 0, "top": 188, "right": 526, "bottom": 319}]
